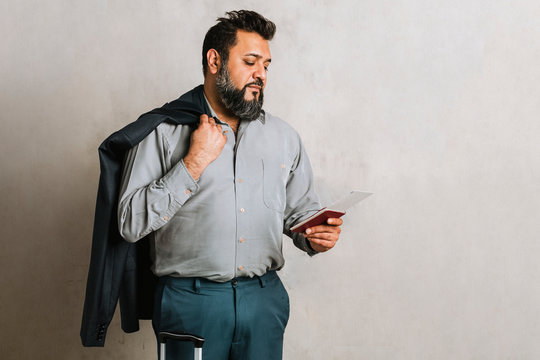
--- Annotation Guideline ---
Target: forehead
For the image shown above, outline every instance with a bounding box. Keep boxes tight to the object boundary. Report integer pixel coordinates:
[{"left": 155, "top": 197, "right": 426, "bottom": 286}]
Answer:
[{"left": 229, "top": 30, "right": 271, "bottom": 60}]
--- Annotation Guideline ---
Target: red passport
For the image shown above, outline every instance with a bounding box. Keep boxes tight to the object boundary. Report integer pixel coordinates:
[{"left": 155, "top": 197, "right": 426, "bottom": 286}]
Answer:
[{"left": 290, "top": 191, "right": 372, "bottom": 233}]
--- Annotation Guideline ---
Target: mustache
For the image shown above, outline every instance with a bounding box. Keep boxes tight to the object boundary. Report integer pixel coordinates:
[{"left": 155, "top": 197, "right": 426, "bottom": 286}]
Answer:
[{"left": 244, "top": 79, "right": 264, "bottom": 89}]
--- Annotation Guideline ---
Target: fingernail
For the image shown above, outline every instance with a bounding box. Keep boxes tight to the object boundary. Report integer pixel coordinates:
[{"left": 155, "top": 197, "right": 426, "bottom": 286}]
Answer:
[{"left": 306, "top": 229, "right": 311, "bottom": 234}]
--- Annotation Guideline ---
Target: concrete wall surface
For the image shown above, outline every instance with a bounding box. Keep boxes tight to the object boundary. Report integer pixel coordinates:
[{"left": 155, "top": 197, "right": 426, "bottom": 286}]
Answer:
[{"left": 1, "top": 0, "right": 539, "bottom": 359}]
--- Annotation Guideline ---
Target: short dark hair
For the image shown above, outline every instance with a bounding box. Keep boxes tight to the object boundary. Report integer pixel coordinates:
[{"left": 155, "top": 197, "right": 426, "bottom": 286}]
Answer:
[{"left": 202, "top": 10, "right": 276, "bottom": 76}]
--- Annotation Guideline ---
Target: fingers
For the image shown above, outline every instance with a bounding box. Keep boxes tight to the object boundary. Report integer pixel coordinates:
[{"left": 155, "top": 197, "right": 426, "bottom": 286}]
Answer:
[
  {"left": 214, "top": 122, "right": 223, "bottom": 133},
  {"left": 327, "top": 218, "right": 343, "bottom": 226},
  {"left": 304, "top": 228, "right": 340, "bottom": 252},
  {"left": 304, "top": 220, "right": 342, "bottom": 236},
  {"left": 305, "top": 230, "right": 338, "bottom": 240},
  {"left": 308, "top": 239, "right": 334, "bottom": 251},
  {"left": 307, "top": 237, "right": 337, "bottom": 253},
  {"left": 199, "top": 114, "right": 225, "bottom": 134},
  {"left": 303, "top": 218, "right": 343, "bottom": 253},
  {"left": 304, "top": 231, "right": 339, "bottom": 248},
  {"left": 200, "top": 114, "right": 216, "bottom": 126},
  {"left": 305, "top": 226, "right": 341, "bottom": 249},
  {"left": 199, "top": 113, "right": 208, "bottom": 124}
]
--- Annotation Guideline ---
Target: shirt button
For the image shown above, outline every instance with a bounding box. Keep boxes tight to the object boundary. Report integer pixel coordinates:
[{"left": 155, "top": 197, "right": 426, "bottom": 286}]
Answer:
[
  {"left": 240, "top": 208, "right": 245, "bottom": 213},
  {"left": 185, "top": 189, "right": 191, "bottom": 195},
  {"left": 163, "top": 216, "right": 169, "bottom": 221},
  {"left": 239, "top": 237, "right": 245, "bottom": 243},
  {"left": 238, "top": 266, "right": 244, "bottom": 271}
]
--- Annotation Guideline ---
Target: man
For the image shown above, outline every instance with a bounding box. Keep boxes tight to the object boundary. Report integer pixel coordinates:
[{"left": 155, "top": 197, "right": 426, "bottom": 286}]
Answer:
[{"left": 117, "top": 10, "right": 342, "bottom": 359}]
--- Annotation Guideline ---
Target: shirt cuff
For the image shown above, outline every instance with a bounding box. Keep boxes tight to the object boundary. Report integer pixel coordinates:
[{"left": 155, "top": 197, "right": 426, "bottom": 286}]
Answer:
[
  {"left": 292, "top": 231, "right": 318, "bottom": 256},
  {"left": 161, "top": 159, "right": 200, "bottom": 206},
  {"left": 304, "top": 237, "right": 319, "bottom": 256}
]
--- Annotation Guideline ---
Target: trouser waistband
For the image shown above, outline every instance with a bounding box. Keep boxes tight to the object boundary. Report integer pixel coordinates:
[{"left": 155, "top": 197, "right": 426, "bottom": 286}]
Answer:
[{"left": 159, "top": 271, "right": 278, "bottom": 293}]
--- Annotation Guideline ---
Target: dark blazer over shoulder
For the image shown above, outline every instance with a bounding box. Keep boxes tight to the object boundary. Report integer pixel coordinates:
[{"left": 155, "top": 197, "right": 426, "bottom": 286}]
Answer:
[{"left": 80, "top": 85, "right": 210, "bottom": 346}]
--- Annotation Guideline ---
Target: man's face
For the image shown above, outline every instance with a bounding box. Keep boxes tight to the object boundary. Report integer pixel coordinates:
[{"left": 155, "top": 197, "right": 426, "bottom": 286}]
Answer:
[{"left": 216, "top": 30, "right": 272, "bottom": 121}]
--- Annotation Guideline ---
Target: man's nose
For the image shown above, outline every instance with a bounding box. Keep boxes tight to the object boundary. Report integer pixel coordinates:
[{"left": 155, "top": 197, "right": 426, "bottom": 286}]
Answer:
[{"left": 253, "top": 63, "right": 266, "bottom": 84}]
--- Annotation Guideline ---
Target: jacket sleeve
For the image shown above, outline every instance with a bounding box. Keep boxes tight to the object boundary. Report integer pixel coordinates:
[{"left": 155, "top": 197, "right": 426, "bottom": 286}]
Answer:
[
  {"left": 117, "top": 124, "right": 199, "bottom": 242},
  {"left": 81, "top": 130, "right": 134, "bottom": 347}
]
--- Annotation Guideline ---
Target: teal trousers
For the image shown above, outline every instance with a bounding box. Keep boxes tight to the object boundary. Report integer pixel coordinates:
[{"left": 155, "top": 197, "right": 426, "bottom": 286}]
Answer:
[{"left": 152, "top": 271, "right": 290, "bottom": 360}]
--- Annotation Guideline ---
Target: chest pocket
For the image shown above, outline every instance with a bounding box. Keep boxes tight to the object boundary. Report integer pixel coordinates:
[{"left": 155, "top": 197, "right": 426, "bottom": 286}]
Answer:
[{"left": 261, "top": 158, "right": 288, "bottom": 212}]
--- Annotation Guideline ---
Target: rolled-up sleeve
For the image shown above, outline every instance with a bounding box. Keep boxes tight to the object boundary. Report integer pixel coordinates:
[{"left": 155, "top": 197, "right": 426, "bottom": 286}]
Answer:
[{"left": 117, "top": 125, "right": 199, "bottom": 243}]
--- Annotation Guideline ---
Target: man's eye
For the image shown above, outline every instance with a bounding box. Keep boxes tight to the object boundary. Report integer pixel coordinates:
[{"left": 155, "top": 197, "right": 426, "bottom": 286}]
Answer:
[{"left": 245, "top": 61, "right": 254, "bottom": 66}]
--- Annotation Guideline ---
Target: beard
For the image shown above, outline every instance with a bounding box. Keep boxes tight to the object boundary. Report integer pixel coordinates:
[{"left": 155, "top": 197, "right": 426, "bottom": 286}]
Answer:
[{"left": 216, "top": 62, "right": 264, "bottom": 122}]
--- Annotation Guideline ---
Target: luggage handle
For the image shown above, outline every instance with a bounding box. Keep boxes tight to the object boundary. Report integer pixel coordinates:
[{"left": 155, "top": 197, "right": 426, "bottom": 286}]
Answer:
[
  {"left": 158, "top": 331, "right": 205, "bottom": 348},
  {"left": 158, "top": 331, "right": 205, "bottom": 360}
]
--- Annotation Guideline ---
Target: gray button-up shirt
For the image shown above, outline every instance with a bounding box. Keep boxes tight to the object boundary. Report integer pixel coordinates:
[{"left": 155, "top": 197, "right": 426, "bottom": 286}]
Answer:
[{"left": 118, "top": 104, "right": 320, "bottom": 282}]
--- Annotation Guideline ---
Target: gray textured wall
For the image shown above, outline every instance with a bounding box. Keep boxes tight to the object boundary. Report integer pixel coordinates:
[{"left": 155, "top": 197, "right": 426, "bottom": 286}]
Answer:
[{"left": 1, "top": 1, "right": 539, "bottom": 359}]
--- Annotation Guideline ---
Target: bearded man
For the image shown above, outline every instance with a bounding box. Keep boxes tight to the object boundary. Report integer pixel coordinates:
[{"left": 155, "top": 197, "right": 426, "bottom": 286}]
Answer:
[{"left": 90, "top": 10, "right": 342, "bottom": 359}]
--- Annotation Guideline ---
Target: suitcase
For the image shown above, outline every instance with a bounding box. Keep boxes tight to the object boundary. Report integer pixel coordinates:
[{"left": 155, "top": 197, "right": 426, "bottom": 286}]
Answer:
[{"left": 158, "top": 331, "right": 205, "bottom": 360}]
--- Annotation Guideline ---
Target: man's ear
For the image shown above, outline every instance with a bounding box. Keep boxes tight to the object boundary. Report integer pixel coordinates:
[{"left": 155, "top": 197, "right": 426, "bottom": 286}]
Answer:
[{"left": 206, "top": 49, "right": 221, "bottom": 75}]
